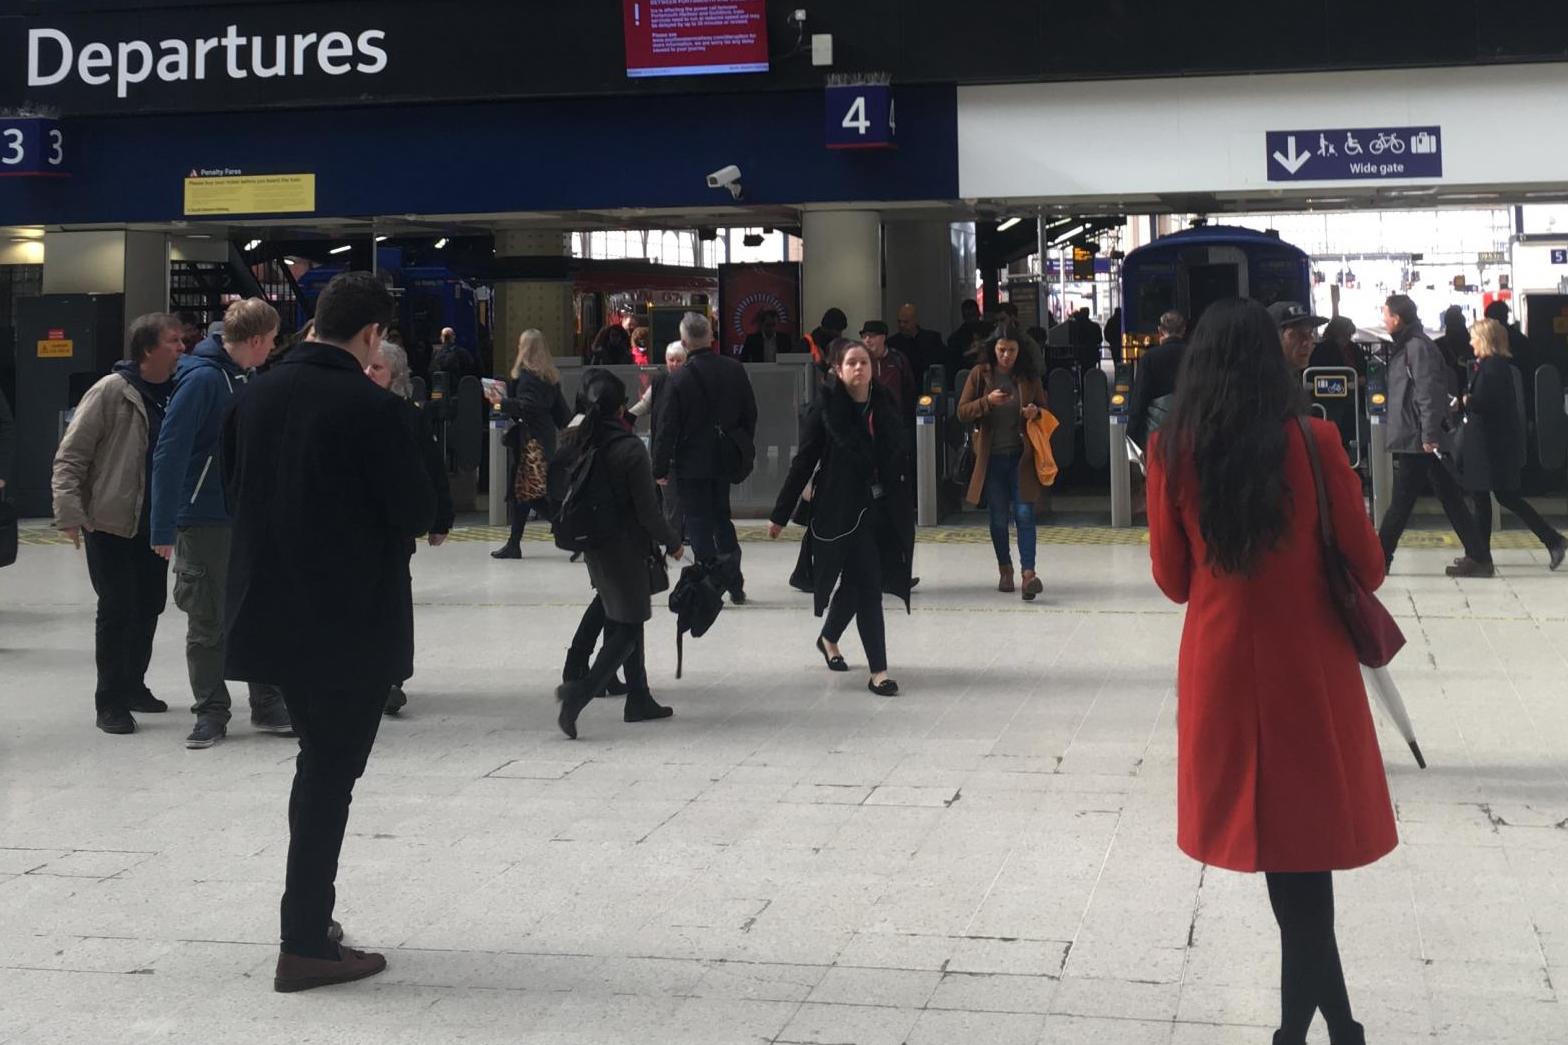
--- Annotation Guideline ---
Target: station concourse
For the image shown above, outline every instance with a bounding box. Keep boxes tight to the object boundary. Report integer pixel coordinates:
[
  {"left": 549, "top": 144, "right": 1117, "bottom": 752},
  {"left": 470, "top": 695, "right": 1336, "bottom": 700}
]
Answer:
[{"left": 5, "top": 3, "right": 1568, "bottom": 1043}]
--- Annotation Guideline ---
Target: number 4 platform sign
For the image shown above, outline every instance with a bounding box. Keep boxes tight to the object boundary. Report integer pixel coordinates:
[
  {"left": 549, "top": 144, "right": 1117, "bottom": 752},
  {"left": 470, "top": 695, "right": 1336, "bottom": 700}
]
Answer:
[
  {"left": 825, "top": 81, "right": 895, "bottom": 150},
  {"left": 1265, "top": 125, "right": 1441, "bottom": 181}
]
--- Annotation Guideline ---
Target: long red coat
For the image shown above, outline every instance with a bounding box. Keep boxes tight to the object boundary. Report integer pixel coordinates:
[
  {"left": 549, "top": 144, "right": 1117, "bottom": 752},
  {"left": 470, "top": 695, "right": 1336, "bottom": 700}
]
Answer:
[{"left": 1148, "top": 417, "right": 1398, "bottom": 873}]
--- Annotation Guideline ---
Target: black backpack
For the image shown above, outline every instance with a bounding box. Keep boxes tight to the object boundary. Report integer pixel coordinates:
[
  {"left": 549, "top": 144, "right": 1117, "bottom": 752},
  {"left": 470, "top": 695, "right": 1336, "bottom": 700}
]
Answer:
[{"left": 551, "top": 439, "right": 621, "bottom": 553}]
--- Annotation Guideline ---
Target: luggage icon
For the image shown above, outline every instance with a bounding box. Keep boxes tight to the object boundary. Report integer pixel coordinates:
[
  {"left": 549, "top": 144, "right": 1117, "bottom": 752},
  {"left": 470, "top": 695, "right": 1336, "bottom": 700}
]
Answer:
[{"left": 1410, "top": 132, "right": 1438, "bottom": 154}]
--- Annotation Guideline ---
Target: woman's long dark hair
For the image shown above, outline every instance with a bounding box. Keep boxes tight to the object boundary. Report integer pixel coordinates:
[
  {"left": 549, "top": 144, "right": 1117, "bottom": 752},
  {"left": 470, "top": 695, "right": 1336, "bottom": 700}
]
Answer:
[
  {"left": 979, "top": 322, "right": 1040, "bottom": 382},
  {"left": 1158, "top": 298, "right": 1302, "bottom": 576}
]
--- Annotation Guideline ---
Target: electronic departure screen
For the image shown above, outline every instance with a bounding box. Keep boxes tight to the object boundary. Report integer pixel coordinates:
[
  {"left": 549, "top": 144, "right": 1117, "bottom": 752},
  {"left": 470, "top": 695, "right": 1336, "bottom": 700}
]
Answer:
[{"left": 622, "top": 0, "right": 770, "bottom": 79}]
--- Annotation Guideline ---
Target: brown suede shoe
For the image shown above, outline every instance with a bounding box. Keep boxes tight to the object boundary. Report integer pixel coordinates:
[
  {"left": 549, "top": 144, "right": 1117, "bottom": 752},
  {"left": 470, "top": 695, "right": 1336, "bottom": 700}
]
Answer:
[
  {"left": 1020, "top": 570, "right": 1044, "bottom": 601},
  {"left": 998, "top": 566, "right": 1015, "bottom": 593},
  {"left": 274, "top": 947, "right": 387, "bottom": 993}
]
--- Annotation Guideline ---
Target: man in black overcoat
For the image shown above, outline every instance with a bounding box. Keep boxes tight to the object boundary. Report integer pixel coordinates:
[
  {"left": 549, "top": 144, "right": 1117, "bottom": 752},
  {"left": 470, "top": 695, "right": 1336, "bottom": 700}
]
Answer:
[{"left": 222, "top": 272, "right": 435, "bottom": 992}]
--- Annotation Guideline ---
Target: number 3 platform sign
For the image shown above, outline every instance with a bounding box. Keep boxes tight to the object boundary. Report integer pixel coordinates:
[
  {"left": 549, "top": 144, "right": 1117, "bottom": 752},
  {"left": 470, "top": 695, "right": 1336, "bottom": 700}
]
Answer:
[
  {"left": 825, "top": 80, "right": 895, "bottom": 150},
  {"left": 0, "top": 118, "right": 68, "bottom": 177}
]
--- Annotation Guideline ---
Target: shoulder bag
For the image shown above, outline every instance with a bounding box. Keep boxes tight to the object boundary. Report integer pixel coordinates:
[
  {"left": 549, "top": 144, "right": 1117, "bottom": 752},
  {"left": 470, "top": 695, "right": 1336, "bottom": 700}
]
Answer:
[
  {"left": 686, "top": 359, "right": 755, "bottom": 484},
  {"left": 1297, "top": 416, "right": 1405, "bottom": 668}
]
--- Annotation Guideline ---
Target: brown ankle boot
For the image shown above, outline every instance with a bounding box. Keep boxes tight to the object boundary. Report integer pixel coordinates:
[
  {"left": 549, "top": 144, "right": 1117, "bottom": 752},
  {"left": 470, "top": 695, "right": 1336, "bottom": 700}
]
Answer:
[
  {"left": 997, "top": 566, "right": 1015, "bottom": 593},
  {"left": 1021, "top": 570, "right": 1043, "bottom": 601}
]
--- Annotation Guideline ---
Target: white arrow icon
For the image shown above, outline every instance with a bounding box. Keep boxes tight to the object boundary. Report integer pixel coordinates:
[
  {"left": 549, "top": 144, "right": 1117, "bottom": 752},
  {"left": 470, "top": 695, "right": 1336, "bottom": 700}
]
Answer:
[{"left": 1272, "top": 135, "right": 1312, "bottom": 174}]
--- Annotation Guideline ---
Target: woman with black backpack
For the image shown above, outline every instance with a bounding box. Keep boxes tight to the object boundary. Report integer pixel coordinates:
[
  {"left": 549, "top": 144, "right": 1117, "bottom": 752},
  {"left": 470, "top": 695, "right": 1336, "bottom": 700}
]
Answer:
[
  {"left": 554, "top": 370, "right": 683, "bottom": 739},
  {"left": 768, "top": 339, "right": 913, "bottom": 696}
]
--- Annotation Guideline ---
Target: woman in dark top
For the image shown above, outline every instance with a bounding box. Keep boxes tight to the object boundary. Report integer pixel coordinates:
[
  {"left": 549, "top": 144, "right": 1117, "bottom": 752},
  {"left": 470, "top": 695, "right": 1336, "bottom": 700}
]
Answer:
[
  {"left": 769, "top": 339, "right": 913, "bottom": 696},
  {"left": 491, "top": 330, "right": 572, "bottom": 559},
  {"left": 555, "top": 370, "right": 683, "bottom": 739},
  {"left": 587, "top": 324, "right": 634, "bottom": 366},
  {"left": 1455, "top": 318, "right": 1566, "bottom": 574}
]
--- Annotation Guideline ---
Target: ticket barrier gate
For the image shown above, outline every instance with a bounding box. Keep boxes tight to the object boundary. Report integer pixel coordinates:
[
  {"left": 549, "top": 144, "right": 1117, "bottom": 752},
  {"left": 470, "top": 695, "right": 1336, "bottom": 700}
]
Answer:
[
  {"left": 1098, "top": 369, "right": 1135, "bottom": 527},
  {"left": 916, "top": 394, "right": 940, "bottom": 526}
]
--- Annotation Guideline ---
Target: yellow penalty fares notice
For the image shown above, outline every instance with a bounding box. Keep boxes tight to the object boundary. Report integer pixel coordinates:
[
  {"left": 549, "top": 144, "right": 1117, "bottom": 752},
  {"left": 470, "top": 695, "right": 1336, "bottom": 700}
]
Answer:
[{"left": 184, "top": 173, "right": 315, "bottom": 216}]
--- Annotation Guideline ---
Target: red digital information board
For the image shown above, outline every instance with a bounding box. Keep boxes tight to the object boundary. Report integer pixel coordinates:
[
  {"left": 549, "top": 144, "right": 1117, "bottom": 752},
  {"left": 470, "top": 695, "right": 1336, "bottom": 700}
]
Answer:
[{"left": 623, "top": 0, "right": 769, "bottom": 79}]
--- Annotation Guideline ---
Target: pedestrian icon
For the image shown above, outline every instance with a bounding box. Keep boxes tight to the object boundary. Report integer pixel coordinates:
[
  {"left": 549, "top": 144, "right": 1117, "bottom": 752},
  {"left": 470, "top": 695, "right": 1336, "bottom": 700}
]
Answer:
[{"left": 1318, "top": 134, "right": 1337, "bottom": 158}]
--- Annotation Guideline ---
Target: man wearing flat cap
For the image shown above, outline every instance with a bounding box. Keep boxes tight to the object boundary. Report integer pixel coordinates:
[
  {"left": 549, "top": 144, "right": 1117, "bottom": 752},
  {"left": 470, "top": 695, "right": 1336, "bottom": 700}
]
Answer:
[{"left": 1269, "top": 301, "right": 1328, "bottom": 374}]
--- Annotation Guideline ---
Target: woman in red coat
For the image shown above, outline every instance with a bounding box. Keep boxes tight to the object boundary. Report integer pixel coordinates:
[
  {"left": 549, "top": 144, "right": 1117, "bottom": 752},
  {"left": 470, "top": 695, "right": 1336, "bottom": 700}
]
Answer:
[{"left": 1147, "top": 299, "right": 1397, "bottom": 1045}]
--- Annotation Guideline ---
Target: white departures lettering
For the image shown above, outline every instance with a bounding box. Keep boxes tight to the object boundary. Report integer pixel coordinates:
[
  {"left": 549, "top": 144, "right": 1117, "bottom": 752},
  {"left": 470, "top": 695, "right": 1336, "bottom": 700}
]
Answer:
[{"left": 25, "top": 25, "right": 392, "bottom": 98}]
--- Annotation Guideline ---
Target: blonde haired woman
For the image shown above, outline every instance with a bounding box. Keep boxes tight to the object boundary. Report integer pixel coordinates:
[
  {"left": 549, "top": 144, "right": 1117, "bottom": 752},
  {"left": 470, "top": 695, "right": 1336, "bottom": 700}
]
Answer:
[
  {"left": 1454, "top": 317, "right": 1567, "bottom": 574},
  {"left": 491, "top": 329, "right": 570, "bottom": 558}
]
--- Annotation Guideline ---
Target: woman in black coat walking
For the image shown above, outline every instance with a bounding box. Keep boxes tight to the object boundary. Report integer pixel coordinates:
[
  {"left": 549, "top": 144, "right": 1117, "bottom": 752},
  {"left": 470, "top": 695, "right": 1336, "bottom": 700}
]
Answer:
[
  {"left": 769, "top": 339, "right": 913, "bottom": 696},
  {"left": 556, "top": 370, "right": 684, "bottom": 739},
  {"left": 1454, "top": 318, "right": 1567, "bottom": 575},
  {"left": 491, "top": 330, "right": 571, "bottom": 559}
]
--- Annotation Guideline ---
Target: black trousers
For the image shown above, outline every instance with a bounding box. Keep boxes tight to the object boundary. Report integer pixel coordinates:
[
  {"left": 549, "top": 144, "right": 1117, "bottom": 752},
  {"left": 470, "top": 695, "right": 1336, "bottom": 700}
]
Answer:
[
  {"left": 821, "top": 525, "right": 888, "bottom": 674},
  {"left": 83, "top": 529, "right": 168, "bottom": 716},
  {"left": 1266, "top": 871, "right": 1356, "bottom": 1041},
  {"left": 580, "top": 618, "right": 648, "bottom": 697},
  {"left": 1378, "top": 452, "right": 1487, "bottom": 564},
  {"left": 1472, "top": 490, "right": 1565, "bottom": 554},
  {"left": 279, "top": 681, "right": 386, "bottom": 959},
  {"left": 677, "top": 477, "right": 742, "bottom": 588}
]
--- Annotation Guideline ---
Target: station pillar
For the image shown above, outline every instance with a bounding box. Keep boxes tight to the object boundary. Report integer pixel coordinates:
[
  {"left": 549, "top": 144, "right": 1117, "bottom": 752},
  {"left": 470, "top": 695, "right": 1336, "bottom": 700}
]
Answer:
[
  {"left": 491, "top": 230, "right": 574, "bottom": 374},
  {"left": 802, "top": 210, "right": 881, "bottom": 335},
  {"left": 883, "top": 220, "right": 969, "bottom": 342},
  {"left": 42, "top": 230, "right": 168, "bottom": 321}
]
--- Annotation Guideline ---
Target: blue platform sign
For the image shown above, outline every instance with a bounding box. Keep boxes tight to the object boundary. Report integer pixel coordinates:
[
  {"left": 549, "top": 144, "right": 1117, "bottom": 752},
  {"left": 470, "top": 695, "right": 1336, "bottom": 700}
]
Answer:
[
  {"left": 1265, "top": 126, "right": 1441, "bottom": 182},
  {"left": 1551, "top": 248, "right": 1568, "bottom": 265},
  {"left": 0, "top": 118, "right": 67, "bottom": 177},
  {"left": 824, "top": 83, "right": 895, "bottom": 150}
]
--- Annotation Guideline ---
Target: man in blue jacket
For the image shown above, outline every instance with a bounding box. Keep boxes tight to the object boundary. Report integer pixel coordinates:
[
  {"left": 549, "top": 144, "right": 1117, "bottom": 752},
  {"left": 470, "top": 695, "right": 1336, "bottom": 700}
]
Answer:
[{"left": 151, "top": 297, "right": 290, "bottom": 749}]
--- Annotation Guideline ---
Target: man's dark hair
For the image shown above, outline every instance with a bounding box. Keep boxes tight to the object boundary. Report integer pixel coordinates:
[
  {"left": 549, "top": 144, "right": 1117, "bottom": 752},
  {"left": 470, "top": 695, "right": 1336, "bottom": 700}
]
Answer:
[
  {"left": 1385, "top": 294, "right": 1419, "bottom": 327},
  {"left": 1484, "top": 300, "right": 1510, "bottom": 323},
  {"left": 314, "top": 272, "right": 394, "bottom": 344},
  {"left": 996, "top": 302, "right": 1019, "bottom": 318},
  {"left": 757, "top": 309, "right": 778, "bottom": 325},
  {"left": 820, "top": 307, "right": 848, "bottom": 333},
  {"left": 959, "top": 299, "right": 980, "bottom": 319},
  {"left": 127, "top": 312, "right": 179, "bottom": 363}
]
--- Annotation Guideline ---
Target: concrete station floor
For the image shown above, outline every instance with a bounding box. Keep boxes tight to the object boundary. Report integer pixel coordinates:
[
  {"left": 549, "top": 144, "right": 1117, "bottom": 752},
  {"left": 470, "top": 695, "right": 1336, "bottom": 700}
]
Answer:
[{"left": 2, "top": 524, "right": 1567, "bottom": 1044}]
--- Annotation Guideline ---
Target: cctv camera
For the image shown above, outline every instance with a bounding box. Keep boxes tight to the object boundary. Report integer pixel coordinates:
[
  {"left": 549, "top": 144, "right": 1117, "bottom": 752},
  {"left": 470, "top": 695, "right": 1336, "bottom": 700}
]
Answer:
[{"left": 706, "top": 164, "right": 743, "bottom": 200}]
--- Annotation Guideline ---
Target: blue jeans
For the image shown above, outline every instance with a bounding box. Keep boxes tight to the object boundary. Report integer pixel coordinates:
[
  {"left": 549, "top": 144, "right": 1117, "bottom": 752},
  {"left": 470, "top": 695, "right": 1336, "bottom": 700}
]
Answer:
[{"left": 984, "top": 451, "right": 1036, "bottom": 571}]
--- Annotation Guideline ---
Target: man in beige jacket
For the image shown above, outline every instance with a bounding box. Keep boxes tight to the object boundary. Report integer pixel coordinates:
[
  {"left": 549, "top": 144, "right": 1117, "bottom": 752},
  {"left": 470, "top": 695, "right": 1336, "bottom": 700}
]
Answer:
[{"left": 52, "top": 313, "right": 183, "bottom": 734}]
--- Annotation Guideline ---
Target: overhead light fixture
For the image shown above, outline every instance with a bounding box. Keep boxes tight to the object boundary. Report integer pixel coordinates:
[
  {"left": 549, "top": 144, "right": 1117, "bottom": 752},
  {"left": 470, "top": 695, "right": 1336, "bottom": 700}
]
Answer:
[
  {"left": 374, "top": 235, "right": 388, "bottom": 243},
  {"left": 329, "top": 244, "right": 352, "bottom": 255},
  {"left": 243, "top": 238, "right": 261, "bottom": 251},
  {"left": 996, "top": 217, "right": 1022, "bottom": 232},
  {"left": 434, "top": 238, "right": 449, "bottom": 249},
  {"left": 742, "top": 233, "right": 764, "bottom": 247},
  {"left": 283, "top": 257, "right": 298, "bottom": 265}
]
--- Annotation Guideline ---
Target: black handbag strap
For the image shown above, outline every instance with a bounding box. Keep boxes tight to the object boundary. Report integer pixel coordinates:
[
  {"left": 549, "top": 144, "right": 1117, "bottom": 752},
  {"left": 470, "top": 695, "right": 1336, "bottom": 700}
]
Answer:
[{"left": 1296, "top": 414, "right": 1337, "bottom": 553}]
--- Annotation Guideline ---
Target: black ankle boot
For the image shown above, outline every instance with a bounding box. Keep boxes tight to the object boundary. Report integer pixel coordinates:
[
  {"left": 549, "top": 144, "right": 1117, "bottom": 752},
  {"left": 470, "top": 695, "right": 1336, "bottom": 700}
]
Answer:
[
  {"left": 1272, "top": 1032, "right": 1306, "bottom": 1045},
  {"left": 624, "top": 690, "right": 673, "bottom": 723},
  {"left": 555, "top": 681, "right": 594, "bottom": 739},
  {"left": 1328, "top": 1021, "right": 1365, "bottom": 1045}
]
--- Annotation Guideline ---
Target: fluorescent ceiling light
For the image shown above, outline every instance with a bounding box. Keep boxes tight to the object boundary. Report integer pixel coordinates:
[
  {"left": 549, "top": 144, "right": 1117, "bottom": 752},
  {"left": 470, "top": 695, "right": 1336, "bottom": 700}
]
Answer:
[
  {"left": 996, "top": 217, "right": 1022, "bottom": 232},
  {"left": 283, "top": 257, "right": 298, "bottom": 265},
  {"left": 434, "top": 238, "right": 449, "bottom": 249},
  {"left": 329, "top": 244, "right": 352, "bottom": 255},
  {"left": 375, "top": 235, "right": 388, "bottom": 243},
  {"left": 243, "top": 238, "right": 261, "bottom": 251}
]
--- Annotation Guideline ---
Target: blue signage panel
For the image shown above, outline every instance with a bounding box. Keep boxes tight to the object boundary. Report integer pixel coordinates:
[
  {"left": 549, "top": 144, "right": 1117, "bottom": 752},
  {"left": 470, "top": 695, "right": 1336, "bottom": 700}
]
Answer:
[
  {"left": 0, "top": 118, "right": 67, "bottom": 177},
  {"left": 825, "top": 83, "right": 895, "bottom": 150},
  {"left": 1551, "top": 248, "right": 1568, "bottom": 265},
  {"left": 1265, "top": 126, "right": 1441, "bottom": 182}
]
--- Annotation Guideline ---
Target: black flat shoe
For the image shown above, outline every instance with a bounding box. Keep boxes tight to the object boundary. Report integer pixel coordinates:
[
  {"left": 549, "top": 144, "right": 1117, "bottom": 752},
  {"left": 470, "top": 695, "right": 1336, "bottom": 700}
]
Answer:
[
  {"left": 624, "top": 692, "right": 675, "bottom": 723},
  {"left": 867, "top": 677, "right": 899, "bottom": 697},
  {"left": 816, "top": 636, "right": 849, "bottom": 672},
  {"left": 490, "top": 544, "right": 522, "bottom": 560},
  {"left": 1550, "top": 541, "right": 1566, "bottom": 571}
]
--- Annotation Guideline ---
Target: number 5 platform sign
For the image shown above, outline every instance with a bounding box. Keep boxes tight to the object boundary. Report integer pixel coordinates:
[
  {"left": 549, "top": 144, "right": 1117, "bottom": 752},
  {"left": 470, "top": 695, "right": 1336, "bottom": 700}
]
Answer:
[
  {"left": 0, "top": 118, "right": 68, "bottom": 177},
  {"left": 825, "top": 81, "right": 895, "bottom": 150}
]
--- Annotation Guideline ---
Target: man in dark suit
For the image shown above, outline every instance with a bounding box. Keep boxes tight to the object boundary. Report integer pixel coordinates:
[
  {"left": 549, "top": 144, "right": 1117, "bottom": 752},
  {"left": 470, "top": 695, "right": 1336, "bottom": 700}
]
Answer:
[
  {"left": 223, "top": 272, "right": 435, "bottom": 992},
  {"left": 653, "top": 311, "right": 758, "bottom": 603},
  {"left": 1127, "top": 310, "right": 1187, "bottom": 448},
  {"left": 889, "top": 303, "right": 948, "bottom": 391},
  {"left": 740, "top": 309, "right": 794, "bottom": 363}
]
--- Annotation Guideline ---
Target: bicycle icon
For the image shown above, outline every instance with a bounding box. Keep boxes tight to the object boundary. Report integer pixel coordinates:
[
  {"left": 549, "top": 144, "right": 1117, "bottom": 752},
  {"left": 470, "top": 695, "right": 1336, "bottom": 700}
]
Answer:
[{"left": 1368, "top": 132, "right": 1405, "bottom": 156}]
